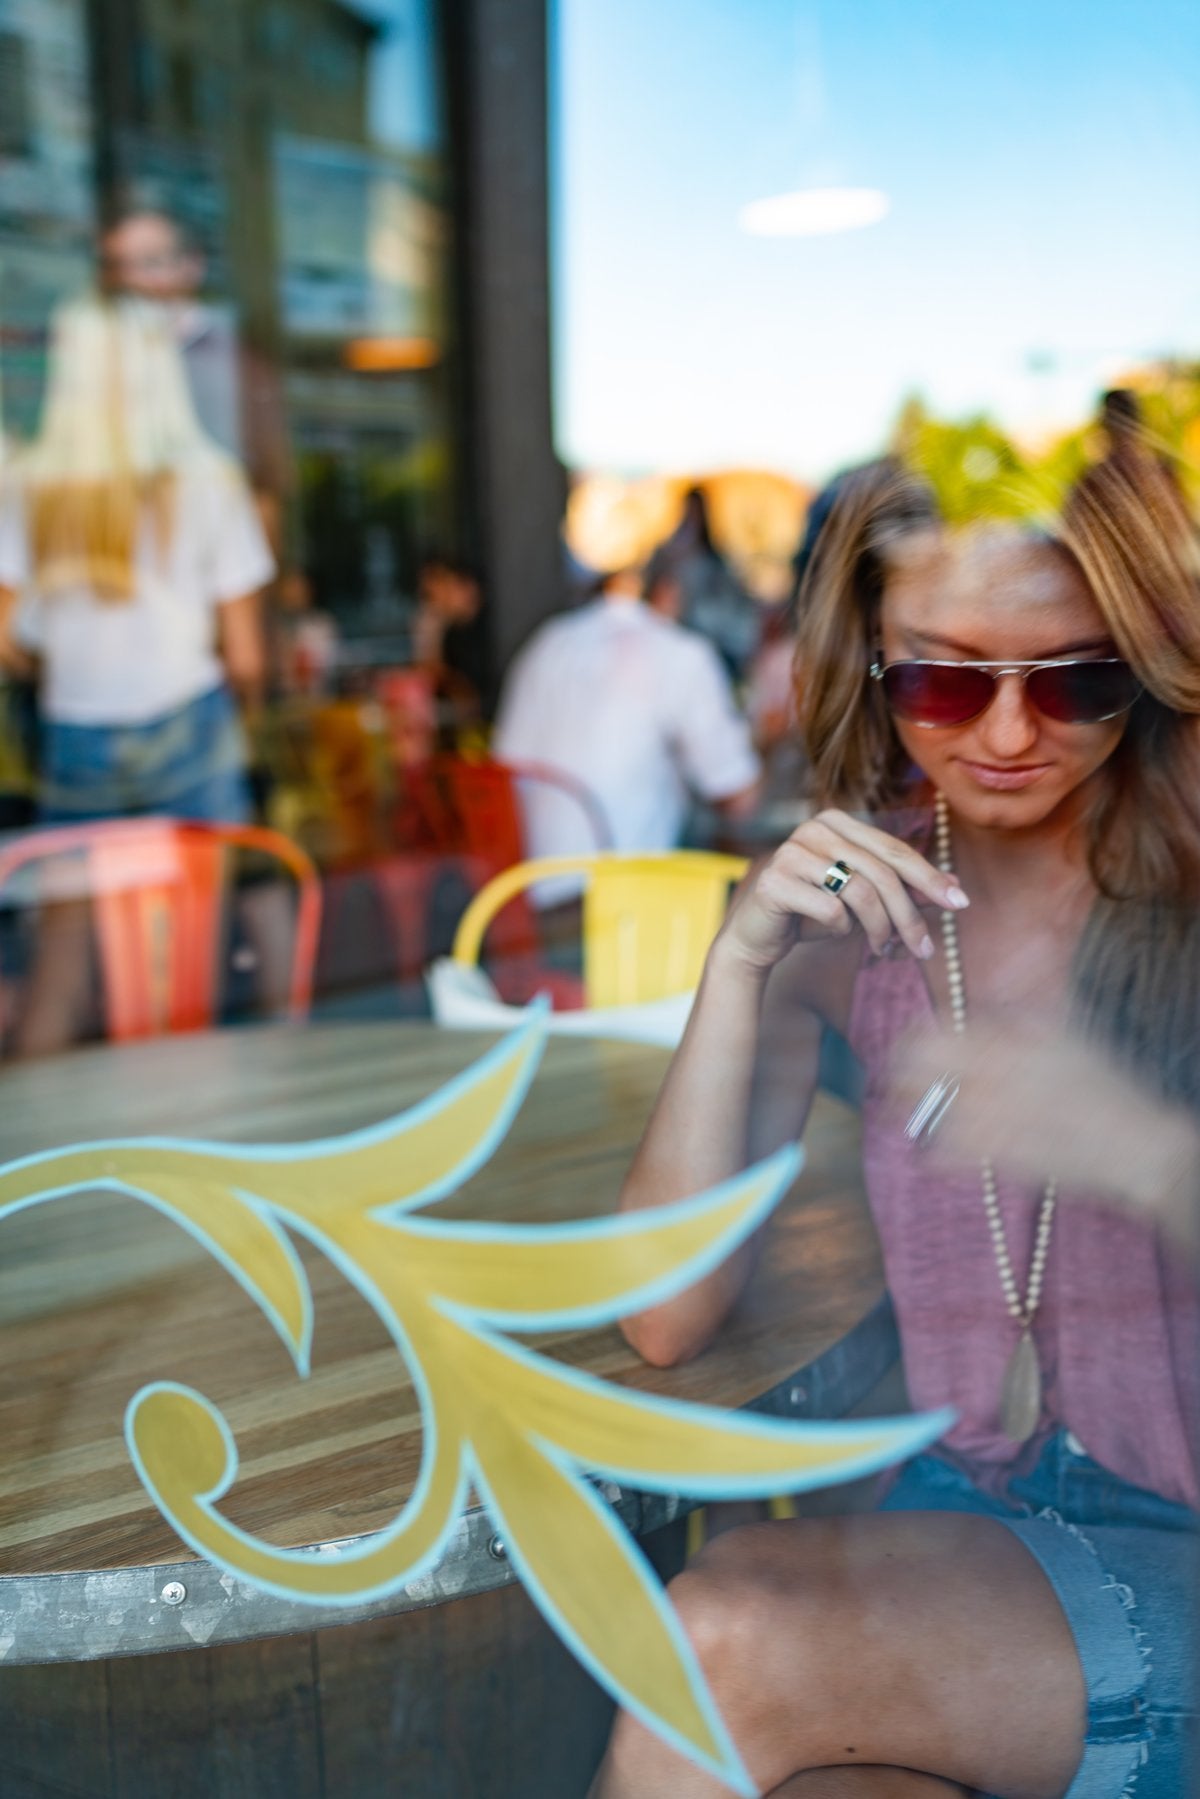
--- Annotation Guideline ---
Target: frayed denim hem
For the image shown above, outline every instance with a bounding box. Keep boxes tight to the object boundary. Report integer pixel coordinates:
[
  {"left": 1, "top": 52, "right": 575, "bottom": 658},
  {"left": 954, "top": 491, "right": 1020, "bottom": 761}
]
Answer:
[{"left": 998, "top": 1508, "right": 1153, "bottom": 1799}]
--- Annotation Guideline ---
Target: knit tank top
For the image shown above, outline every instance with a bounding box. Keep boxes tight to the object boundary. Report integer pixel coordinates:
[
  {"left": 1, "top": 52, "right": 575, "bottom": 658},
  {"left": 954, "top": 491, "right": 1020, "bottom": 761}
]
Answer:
[{"left": 847, "top": 942, "right": 1200, "bottom": 1506}]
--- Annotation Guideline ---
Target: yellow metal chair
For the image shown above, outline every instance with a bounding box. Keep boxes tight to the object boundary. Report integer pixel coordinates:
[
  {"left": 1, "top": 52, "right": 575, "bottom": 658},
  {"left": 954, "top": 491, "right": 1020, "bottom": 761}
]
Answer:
[{"left": 450, "top": 851, "right": 749, "bottom": 1010}]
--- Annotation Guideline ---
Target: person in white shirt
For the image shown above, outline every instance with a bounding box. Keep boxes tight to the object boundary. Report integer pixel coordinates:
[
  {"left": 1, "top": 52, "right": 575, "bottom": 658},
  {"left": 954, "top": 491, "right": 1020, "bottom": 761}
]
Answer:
[
  {"left": 0, "top": 295, "right": 273, "bottom": 823},
  {"left": 0, "top": 296, "right": 275, "bottom": 1056},
  {"left": 493, "top": 567, "right": 761, "bottom": 864}
]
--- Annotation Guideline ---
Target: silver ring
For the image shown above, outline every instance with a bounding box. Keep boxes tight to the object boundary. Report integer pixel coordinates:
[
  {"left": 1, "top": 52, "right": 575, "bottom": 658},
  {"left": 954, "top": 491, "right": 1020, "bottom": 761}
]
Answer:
[
  {"left": 822, "top": 859, "right": 854, "bottom": 896},
  {"left": 904, "top": 1073, "right": 960, "bottom": 1146}
]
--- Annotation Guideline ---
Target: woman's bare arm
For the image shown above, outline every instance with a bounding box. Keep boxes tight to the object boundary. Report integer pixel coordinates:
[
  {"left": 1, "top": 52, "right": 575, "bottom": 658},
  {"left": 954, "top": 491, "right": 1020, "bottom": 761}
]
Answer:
[
  {"left": 616, "top": 810, "right": 963, "bottom": 1367},
  {"left": 216, "top": 588, "right": 267, "bottom": 715},
  {"left": 617, "top": 939, "right": 828, "bottom": 1367},
  {"left": 0, "top": 584, "right": 35, "bottom": 680}
]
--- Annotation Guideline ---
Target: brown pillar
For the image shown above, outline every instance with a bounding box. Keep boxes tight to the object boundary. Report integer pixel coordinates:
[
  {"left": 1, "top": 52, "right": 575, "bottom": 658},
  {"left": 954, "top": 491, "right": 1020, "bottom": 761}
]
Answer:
[{"left": 445, "top": 0, "right": 567, "bottom": 678}]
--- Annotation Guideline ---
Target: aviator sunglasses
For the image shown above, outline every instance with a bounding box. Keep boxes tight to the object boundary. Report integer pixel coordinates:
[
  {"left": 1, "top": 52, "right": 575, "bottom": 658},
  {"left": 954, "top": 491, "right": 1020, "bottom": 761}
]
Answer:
[{"left": 869, "top": 655, "right": 1142, "bottom": 728}]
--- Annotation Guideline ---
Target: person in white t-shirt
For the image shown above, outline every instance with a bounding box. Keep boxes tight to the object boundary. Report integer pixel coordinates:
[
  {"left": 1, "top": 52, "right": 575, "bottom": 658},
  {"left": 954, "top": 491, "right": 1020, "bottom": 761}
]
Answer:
[
  {"left": 0, "top": 296, "right": 276, "bottom": 1056},
  {"left": 0, "top": 295, "right": 273, "bottom": 824},
  {"left": 493, "top": 566, "right": 761, "bottom": 867}
]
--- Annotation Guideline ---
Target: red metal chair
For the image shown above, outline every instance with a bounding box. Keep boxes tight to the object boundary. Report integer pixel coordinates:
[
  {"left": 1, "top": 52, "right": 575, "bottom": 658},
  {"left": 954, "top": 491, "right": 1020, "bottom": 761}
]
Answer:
[
  {"left": 0, "top": 818, "right": 321, "bottom": 1042},
  {"left": 394, "top": 756, "right": 613, "bottom": 999}
]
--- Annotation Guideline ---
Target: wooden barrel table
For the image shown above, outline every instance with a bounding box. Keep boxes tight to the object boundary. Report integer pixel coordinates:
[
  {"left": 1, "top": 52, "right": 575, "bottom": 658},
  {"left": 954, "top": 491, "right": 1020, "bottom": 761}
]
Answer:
[{"left": 0, "top": 1023, "right": 893, "bottom": 1799}]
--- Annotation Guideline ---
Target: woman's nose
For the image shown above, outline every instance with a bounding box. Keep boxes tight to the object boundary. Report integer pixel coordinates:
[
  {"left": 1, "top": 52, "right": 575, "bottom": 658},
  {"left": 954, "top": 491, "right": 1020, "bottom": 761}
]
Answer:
[{"left": 975, "top": 673, "right": 1041, "bottom": 757}]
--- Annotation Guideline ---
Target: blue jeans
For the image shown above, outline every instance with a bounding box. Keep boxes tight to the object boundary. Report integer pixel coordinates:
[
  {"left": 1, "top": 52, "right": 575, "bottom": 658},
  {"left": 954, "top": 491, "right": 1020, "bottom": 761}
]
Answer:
[
  {"left": 39, "top": 684, "right": 251, "bottom": 825},
  {"left": 883, "top": 1433, "right": 1196, "bottom": 1797}
]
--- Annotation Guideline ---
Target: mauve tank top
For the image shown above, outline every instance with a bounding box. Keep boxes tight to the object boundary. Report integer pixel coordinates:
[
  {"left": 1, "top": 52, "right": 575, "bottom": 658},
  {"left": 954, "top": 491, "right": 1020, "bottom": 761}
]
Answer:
[{"left": 847, "top": 943, "right": 1200, "bottom": 1507}]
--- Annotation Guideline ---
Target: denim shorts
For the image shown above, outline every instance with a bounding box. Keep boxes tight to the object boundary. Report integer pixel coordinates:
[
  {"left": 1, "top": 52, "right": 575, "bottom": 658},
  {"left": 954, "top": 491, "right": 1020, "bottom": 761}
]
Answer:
[
  {"left": 882, "top": 1432, "right": 1196, "bottom": 1798},
  {"left": 39, "top": 684, "right": 252, "bottom": 825}
]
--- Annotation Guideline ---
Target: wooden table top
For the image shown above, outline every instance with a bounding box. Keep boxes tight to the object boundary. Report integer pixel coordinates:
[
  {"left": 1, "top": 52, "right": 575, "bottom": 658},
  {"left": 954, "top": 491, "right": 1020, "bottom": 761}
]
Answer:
[{"left": 0, "top": 1022, "right": 882, "bottom": 1578}]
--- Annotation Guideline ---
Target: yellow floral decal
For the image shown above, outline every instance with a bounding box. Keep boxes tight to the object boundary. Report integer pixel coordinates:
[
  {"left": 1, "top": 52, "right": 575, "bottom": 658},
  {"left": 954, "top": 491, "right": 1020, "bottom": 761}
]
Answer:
[{"left": 0, "top": 1009, "right": 950, "bottom": 1796}]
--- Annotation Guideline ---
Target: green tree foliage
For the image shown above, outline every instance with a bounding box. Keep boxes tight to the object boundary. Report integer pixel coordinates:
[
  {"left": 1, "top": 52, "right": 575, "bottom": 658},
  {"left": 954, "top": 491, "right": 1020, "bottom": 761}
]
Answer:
[{"left": 890, "top": 363, "right": 1200, "bottom": 523}]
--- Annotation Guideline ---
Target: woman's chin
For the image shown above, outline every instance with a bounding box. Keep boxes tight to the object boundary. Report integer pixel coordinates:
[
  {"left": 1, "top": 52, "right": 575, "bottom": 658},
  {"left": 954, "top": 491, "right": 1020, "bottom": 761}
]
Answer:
[{"left": 938, "top": 771, "right": 1075, "bottom": 832}]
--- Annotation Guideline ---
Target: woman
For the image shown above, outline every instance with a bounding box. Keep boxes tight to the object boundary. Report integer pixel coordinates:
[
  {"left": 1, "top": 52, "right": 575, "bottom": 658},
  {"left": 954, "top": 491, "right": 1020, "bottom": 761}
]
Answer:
[
  {"left": 0, "top": 296, "right": 273, "bottom": 1054},
  {"left": 591, "top": 458, "right": 1200, "bottom": 1798},
  {"left": 0, "top": 293, "right": 271, "bottom": 823}
]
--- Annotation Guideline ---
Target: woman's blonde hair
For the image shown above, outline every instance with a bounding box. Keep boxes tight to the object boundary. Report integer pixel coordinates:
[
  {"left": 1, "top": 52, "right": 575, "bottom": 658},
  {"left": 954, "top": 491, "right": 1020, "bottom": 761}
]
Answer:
[
  {"left": 795, "top": 454, "right": 1200, "bottom": 904},
  {"left": 13, "top": 296, "right": 234, "bottom": 600}
]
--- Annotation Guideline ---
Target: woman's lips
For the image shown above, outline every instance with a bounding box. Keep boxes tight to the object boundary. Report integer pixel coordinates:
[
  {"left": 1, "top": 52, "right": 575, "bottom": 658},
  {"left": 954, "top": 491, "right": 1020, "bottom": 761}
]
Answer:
[{"left": 959, "top": 761, "right": 1051, "bottom": 791}]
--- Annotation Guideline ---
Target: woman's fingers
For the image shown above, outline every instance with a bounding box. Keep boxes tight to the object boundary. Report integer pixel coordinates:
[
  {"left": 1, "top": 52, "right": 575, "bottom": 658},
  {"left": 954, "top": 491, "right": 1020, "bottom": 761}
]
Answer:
[
  {"left": 753, "top": 858, "right": 855, "bottom": 938},
  {"left": 727, "top": 809, "right": 969, "bottom": 972},
  {"left": 816, "top": 809, "right": 970, "bottom": 914},
  {"left": 779, "top": 819, "right": 940, "bottom": 959},
  {"left": 791, "top": 834, "right": 935, "bottom": 959},
  {"left": 781, "top": 844, "right": 901, "bottom": 956}
]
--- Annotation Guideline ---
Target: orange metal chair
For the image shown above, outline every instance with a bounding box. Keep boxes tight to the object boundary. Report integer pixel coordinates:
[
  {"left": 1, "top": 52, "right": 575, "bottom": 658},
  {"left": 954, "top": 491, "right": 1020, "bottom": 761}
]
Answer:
[{"left": 0, "top": 818, "right": 321, "bottom": 1041}]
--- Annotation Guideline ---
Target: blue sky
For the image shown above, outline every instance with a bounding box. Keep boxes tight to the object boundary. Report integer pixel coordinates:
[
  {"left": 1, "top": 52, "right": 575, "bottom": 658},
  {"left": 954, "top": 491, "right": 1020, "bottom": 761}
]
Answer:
[
  {"left": 550, "top": 0, "right": 1200, "bottom": 481},
  {"left": 346, "top": 0, "right": 441, "bottom": 153}
]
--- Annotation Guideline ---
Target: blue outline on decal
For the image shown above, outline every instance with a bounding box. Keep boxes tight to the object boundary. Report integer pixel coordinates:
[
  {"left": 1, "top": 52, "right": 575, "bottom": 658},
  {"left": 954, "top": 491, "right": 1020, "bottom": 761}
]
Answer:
[
  {"left": 0, "top": 1010, "right": 551, "bottom": 1378},
  {"left": 0, "top": 1001, "right": 548, "bottom": 1183},
  {"left": 415, "top": 1146, "right": 802, "bottom": 1332},
  {"left": 6, "top": 1004, "right": 954, "bottom": 1790},
  {"left": 125, "top": 1209, "right": 471, "bottom": 1605},
  {"left": 466, "top": 1442, "right": 759, "bottom": 1799},
  {"left": 438, "top": 1318, "right": 954, "bottom": 1498},
  {"left": 0, "top": 1177, "right": 313, "bottom": 1372},
  {"left": 126, "top": 1380, "right": 475, "bottom": 1605}
]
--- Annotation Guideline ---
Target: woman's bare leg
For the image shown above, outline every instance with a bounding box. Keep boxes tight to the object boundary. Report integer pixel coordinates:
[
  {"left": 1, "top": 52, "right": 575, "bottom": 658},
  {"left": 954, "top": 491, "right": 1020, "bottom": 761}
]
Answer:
[{"left": 590, "top": 1513, "right": 1085, "bottom": 1799}]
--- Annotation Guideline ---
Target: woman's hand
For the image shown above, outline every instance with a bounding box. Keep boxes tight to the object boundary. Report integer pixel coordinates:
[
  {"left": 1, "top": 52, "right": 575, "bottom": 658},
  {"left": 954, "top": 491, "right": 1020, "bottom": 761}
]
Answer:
[
  {"left": 719, "top": 808, "right": 970, "bottom": 975},
  {"left": 891, "top": 1022, "right": 1200, "bottom": 1249}
]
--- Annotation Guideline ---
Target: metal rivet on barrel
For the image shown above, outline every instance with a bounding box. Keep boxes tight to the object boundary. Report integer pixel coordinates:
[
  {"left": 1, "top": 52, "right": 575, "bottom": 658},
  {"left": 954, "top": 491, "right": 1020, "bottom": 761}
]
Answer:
[
  {"left": 160, "top": 1581, "right": 187, "bottom": 1606},
  {"left": 487, "top": 1535, "right": 507, "bottom": 1561},
  {"left": 789, "top": 1385, "right": 807, "bottom": 1407}
]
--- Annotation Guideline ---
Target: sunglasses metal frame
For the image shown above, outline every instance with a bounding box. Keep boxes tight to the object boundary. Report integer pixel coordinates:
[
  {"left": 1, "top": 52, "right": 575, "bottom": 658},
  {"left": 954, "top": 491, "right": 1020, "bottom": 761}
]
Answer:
[{"left": 868, "top": 655, "right": 1141, "bottom": 727}]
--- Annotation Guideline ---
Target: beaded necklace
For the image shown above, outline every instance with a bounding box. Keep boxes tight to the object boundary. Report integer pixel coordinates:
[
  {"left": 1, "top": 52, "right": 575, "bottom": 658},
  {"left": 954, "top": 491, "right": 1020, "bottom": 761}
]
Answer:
[{"left": 934, "top": 793, "right": 1056, "bottom": 1443}]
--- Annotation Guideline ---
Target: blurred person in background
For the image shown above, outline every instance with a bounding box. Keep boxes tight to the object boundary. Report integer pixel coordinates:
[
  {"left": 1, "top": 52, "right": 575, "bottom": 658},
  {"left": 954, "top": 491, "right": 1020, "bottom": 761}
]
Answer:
[
  {"left": 0, "top": 295, "right": 274, "bottom": 1052},
  {"left": 647, "top": 485, "right": 760, "bottom": 681},
  {"left": 592, "top": 455, "right": 1200, "bottom": 1799},
  {"left": 99, "top": 196, "right": 292, "bottom": 561},
  {"left": 270, "top": 568, "right": 340, "bottom": 699},
  {"left": 493, "top": 560, "right": 760, "bottom": 866},
  {"left": 746, "top": 600, "right": 797, "bottom": 759},
  {"left": 412, "top": 553, "right": 490, "bottom": 736},
  {"left": 645, "top": 561, "right": 685, "bottom": 623}
]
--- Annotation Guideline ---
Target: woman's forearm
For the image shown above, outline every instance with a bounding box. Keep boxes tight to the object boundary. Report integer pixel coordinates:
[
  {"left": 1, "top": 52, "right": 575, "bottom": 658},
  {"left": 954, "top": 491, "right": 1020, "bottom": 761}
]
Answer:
[
  {"left": 617, "top": 937, "right": 788, "bottom": 1366},
  {"left": 622, "top": 937, "right": 769, "bottom": 1212}
]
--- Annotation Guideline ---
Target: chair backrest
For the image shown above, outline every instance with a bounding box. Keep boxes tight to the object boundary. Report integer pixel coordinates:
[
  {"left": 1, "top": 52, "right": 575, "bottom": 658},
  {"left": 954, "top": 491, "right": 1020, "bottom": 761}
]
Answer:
[
  {"left": 0, "top": 819, "right": 321, "bottom": 1041},
  {"left": 451, "top": 851, "right": 748, "bottom": 1009},
  {"left": 402, "top": 756, "right": 612, "bottom": 864},
  {"left": 400, "top": 757, "right": 613, "bottom": 971}
]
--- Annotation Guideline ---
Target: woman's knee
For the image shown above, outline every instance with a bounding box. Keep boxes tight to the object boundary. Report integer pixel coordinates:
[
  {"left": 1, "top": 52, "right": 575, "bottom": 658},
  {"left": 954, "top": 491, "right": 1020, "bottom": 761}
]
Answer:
[
  {"left": 669, "top": 1521, "right": 853, "bottom": 1726},
  {"left": 671, "top": 1521, "right": 802, "bottom": 1668},
  {"left": 599, "top": 1522, "right": 853, "bottom": 1791}
]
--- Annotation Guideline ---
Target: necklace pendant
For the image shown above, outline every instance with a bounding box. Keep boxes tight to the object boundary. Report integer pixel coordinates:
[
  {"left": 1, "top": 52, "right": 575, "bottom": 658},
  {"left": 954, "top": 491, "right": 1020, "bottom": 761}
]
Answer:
[{"left": 1000, "top": 1329, "right": 1041, "bottom": 1444}]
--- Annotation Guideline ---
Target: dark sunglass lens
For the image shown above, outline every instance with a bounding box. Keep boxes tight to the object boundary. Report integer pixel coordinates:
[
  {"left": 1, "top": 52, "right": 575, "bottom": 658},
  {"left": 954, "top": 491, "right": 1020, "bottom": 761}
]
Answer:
[
  {"left": 1027, "top": 660, "right": 1140, "bottom": 723},
  {"left": 881, "top": 663, "right": 994, "bottom": 725}
]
